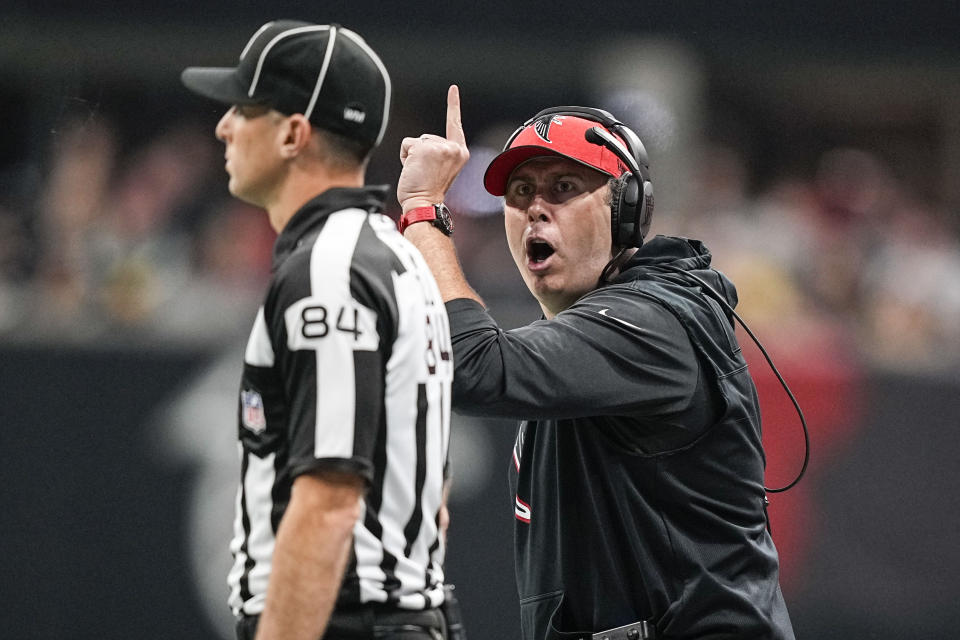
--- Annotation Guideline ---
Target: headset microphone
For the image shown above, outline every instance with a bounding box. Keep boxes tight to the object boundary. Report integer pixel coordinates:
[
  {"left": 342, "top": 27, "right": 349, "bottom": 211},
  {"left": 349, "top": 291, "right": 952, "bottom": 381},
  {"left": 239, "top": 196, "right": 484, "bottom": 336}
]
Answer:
[{"left": 585, "top": 126, "right": 641, "bottom": 176}]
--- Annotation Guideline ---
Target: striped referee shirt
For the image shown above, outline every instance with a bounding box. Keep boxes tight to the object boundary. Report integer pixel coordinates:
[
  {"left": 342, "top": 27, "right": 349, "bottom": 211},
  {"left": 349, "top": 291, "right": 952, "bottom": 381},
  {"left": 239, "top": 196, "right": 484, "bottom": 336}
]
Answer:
[{"left": 227, "top": 186, "right": 453, "bottom": 617}]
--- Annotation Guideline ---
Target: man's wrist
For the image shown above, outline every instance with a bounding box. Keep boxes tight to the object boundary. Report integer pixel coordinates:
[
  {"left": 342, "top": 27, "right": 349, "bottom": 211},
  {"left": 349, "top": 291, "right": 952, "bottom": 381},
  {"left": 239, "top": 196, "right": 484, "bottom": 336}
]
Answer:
[
  {"left": 401, "top": 197, "right": 437, "bottom": 215},
  {"left": 398, "top": 203, "right": 454, "bottom": 236}
]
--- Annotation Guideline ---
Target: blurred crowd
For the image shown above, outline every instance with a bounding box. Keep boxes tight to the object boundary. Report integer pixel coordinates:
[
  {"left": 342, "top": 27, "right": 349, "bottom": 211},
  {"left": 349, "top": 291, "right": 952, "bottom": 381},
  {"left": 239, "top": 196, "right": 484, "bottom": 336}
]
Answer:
[
  {"left": 671, "top": 143, "right": 960, "bottom": 373},
  {"left": 0, "top": 112, "right": 276, "bottom": 346},
  {"left": 0, "top": 107, "right": 958, "bottom": 372}
]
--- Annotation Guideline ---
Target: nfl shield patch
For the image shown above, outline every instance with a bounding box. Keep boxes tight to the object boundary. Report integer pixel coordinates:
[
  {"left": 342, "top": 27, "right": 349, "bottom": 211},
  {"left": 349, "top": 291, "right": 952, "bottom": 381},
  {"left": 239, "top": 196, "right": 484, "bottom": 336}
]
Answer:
[{"left": 241, "top": 389, "right": 267, "bottom": 433}]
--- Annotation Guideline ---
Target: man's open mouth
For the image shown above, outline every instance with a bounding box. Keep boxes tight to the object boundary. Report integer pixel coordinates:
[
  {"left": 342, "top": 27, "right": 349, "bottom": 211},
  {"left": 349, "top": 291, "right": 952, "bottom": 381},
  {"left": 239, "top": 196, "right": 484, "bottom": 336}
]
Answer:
[{"left": 527, "top": 239, "right": 556, "bottom": 264}]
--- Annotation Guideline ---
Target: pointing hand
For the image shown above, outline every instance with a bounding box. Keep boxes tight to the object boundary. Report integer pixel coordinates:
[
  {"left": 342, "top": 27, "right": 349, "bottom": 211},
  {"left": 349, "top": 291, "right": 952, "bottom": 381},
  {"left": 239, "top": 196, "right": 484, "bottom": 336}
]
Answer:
[{"left": 397, "top": 85, "right": 470, "bottom": 212}]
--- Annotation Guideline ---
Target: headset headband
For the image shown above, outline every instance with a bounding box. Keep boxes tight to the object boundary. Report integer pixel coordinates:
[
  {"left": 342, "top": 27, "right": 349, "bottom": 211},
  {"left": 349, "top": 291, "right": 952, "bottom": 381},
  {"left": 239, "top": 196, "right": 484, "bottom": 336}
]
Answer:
[{"left": 504, "top": 105, "right": 650, "bottom": 180}]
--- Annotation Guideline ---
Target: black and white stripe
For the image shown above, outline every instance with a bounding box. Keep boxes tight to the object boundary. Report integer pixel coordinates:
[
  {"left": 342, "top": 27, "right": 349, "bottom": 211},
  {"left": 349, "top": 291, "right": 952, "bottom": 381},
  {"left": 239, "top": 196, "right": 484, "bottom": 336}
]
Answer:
[{"left": 228, "top": 206, "right": 452, "bottom": 616}]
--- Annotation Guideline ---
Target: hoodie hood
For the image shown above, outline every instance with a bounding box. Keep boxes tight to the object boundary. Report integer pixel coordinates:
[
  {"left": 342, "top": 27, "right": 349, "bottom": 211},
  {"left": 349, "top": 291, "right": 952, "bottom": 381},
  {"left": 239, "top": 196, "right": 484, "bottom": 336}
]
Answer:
[{"left": 612, "top": 235, "right": 740, "bottom": 310}]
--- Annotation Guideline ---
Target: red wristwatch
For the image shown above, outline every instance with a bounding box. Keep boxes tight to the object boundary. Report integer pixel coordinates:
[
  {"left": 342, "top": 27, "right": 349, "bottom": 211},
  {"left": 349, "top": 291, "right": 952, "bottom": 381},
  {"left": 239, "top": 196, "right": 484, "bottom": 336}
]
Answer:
[{"left": 398, "top": 203, "right": 454, "bottom": 236}]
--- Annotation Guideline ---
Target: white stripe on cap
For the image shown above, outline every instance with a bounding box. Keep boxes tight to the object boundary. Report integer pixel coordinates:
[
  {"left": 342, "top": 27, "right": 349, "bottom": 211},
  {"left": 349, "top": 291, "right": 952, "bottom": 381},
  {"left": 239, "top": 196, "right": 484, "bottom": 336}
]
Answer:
[
  {"left": 304, "top": 25, "right": 338, "bottom": 121},
  {"left": 239, "top": 22, "right": 275, "bottom": 61},
  {"left": 339, "top": 28, "right": 392, "bottom": 146},
  {"left": 248, "top": 25, "right": 331, "bottom": 99}
]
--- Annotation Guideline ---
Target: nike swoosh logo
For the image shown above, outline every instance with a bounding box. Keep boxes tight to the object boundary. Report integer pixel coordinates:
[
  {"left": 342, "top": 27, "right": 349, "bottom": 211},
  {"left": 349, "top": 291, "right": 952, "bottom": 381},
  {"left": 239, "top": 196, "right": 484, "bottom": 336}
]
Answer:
[{"left": 598, "top": 308, "right": 644, "bottom": 332}]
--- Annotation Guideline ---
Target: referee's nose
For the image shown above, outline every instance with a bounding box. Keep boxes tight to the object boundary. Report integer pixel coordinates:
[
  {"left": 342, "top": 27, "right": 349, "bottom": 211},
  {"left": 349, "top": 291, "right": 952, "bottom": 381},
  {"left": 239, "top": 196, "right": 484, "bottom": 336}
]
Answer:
[{"left": 215, "top": 107, "right": 234, "bottom": 143}]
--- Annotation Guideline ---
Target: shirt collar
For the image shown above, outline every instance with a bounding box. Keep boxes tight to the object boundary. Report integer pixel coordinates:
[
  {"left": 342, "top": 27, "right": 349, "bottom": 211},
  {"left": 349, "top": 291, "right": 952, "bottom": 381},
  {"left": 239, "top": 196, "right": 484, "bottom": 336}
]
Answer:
[{"left": 272, "top": 185, "right": 389, "bottom": 268}]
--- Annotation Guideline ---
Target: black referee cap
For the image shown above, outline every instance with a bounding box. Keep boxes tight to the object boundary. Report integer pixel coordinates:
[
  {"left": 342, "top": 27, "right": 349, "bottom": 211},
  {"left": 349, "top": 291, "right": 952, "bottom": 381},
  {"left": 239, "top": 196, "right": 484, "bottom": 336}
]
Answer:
[{"left": 181, "top": 20, "right": 391, "bottom": 148}]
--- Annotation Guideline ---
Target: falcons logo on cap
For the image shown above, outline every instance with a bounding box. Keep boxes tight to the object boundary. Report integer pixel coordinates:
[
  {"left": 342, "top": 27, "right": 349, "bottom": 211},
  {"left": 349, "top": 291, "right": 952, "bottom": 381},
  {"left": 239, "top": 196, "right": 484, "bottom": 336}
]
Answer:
[{"left": 534, "top": 115, "right": 563, "bottom": 142}]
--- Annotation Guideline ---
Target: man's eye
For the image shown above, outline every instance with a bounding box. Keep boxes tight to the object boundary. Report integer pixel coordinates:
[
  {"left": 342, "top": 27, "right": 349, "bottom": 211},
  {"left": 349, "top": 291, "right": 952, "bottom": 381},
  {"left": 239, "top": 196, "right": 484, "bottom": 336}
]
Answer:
[
  {"left": 512, "top": 184, "right": 533, "bottom": 197},
  {"left": 555, "top": 181, "right": 575, "bottom": 193}
]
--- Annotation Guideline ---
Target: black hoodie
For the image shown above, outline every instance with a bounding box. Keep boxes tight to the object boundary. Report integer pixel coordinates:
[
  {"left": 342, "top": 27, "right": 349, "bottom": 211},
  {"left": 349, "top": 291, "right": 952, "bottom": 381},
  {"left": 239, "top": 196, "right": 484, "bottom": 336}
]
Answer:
[{"left": 445, "top": 236, "right": 794, "bottom": 639}]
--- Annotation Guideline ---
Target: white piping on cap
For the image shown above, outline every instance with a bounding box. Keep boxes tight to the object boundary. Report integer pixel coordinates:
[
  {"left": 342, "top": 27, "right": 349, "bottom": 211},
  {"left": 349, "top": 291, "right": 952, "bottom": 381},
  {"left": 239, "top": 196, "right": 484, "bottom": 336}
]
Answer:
[
  {"left": 339, "top": 28, "right": 392, "bottom": 146},
  {"left": 304, "top": 26, "right": 338, "bottom": 121},
  {"left": 248, "top": 25, "right": 331, "bottom": 98},
  {"left": 239, "top": 22, "right": 275, "bottom": 61}
]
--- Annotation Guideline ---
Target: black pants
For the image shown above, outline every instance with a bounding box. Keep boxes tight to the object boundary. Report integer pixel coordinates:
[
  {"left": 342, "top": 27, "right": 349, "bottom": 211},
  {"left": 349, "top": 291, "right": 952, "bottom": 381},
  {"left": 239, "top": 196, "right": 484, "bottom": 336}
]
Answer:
[{"left": 236, "top": 607, "right": 446, "bottom": 640}]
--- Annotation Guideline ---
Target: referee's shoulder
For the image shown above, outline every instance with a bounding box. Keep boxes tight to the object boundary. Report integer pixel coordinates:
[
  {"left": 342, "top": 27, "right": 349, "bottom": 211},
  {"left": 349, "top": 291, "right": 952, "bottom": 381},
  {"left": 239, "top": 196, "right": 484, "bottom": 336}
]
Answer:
[{"left": 272, "top": 239, "right": 315, "bottom": 281}]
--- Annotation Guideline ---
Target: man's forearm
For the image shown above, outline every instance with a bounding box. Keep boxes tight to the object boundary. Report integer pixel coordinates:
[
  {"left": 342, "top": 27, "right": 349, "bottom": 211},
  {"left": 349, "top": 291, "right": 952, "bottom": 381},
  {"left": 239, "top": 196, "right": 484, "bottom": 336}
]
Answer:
[{"left": 255, "top": 473, "right": 363, "bottom": 640}]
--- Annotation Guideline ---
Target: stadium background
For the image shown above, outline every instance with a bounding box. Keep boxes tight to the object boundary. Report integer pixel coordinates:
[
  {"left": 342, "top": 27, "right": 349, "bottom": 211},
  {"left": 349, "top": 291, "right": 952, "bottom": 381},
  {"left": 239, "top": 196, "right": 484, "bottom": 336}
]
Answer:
[{"left": 2, "top": 3, "right": 958, "bottom": 638}]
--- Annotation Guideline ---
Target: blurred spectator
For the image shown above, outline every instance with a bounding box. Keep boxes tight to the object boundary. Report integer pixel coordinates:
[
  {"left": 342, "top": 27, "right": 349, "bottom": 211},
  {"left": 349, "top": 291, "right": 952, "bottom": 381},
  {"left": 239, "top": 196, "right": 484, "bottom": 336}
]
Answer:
[
  {"left": 0, "top": 204, "right": 34, "bottom": 284},
  {"left": 860, "top": 204, "right": 960, "bottom": 369},
  {"left": 90, "top": 122, "right": 218, "bottom": 327},
  {"left": 674, "top": 143, "right": 960, "bottom": 372},
  {"left": 0, "top": 204, "right": 33, "bottom": 332},
  {"left": 5, "top": 111, "right": 276, "bottom": 345},
  {"left": 33, "top": 113, "right": 117, "bottom": 331}
]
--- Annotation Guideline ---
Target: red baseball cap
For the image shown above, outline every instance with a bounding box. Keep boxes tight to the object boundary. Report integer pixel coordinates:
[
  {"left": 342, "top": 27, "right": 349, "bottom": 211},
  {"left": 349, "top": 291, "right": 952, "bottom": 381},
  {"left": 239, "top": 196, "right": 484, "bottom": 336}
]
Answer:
[{"left": 483, "top": 114, "right": 630, "bottom": 196}]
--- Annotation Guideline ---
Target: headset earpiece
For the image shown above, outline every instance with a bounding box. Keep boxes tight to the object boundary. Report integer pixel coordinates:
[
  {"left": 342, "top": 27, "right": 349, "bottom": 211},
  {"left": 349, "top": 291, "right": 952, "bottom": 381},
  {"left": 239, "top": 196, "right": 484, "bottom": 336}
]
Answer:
[
  {"left": 610, "top": 174, "right": 640, "bottom": 246},
  {"left": 641, "top": 181, "right": 655, "bottom": 241}
]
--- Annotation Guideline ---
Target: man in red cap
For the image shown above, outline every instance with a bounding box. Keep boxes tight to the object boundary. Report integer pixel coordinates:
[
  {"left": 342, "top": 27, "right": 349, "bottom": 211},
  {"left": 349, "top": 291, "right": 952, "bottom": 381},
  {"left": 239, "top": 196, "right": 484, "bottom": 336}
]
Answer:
[{"left": 396, "top": 87, "right": 795, "bottom": 640}]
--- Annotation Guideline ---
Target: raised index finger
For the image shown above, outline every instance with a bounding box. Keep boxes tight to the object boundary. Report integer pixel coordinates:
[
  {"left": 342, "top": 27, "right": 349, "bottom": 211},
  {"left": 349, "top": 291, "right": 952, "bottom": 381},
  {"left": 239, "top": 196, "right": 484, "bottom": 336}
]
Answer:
[{"left": 445, "top": 84, "right": 466, "bottom": 146}]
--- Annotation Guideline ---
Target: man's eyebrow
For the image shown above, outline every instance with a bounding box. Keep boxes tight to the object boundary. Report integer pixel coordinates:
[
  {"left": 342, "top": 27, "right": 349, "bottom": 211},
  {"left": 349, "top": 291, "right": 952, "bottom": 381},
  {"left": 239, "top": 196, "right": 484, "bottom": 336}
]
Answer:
[
  {"left": 509, "top": 169, "right": 586, "bottom": 183},
  {"left": 541, "top": 171, "right": 589, "bottom": 183},
  {"left": 505, "top": 174, "right": 532, "bottom": 187}
]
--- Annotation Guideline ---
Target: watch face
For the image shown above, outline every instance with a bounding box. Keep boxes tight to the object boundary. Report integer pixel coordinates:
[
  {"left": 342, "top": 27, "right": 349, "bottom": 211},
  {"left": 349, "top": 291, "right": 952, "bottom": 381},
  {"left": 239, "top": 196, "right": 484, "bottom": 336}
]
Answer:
[{"left": 434, "top": 204, "right": 454, "bottom": 236}]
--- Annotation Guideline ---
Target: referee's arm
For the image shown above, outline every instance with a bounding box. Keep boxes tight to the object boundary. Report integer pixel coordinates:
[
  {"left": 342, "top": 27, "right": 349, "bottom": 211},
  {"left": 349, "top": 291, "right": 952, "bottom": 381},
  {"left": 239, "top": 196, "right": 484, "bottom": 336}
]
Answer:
[{"left": 254, "top": 469, "right": 365, "bottom": 640}]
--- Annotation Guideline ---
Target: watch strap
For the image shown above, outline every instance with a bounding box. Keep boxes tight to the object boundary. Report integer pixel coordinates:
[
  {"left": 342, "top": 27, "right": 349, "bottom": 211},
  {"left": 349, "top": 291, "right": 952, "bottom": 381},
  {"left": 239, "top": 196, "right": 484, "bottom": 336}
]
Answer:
[{"left": 398, "top": 206, "right": 439, "bottom": 234}]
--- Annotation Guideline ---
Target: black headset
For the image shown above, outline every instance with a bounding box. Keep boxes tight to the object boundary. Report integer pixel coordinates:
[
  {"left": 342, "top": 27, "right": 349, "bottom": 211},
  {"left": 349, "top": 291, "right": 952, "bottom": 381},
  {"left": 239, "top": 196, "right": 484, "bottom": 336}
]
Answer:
[{"left": 504, "top": 106, "right": 655, "bottom": 248}]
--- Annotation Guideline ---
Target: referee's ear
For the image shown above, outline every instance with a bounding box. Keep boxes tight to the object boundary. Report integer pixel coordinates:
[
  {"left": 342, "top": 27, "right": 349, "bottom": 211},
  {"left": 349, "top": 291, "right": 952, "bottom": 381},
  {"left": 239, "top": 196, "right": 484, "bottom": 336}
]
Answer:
[{"left": 279, "top": 113, "right": 314, "bottom": 159}]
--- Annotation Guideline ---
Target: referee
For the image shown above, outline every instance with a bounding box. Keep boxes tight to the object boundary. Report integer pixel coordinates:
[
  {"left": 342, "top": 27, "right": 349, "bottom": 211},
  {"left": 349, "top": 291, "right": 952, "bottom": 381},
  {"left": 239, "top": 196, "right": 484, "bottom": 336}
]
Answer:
[{"left": 182, "top": 21, "right": 456, "bottom": 640}]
